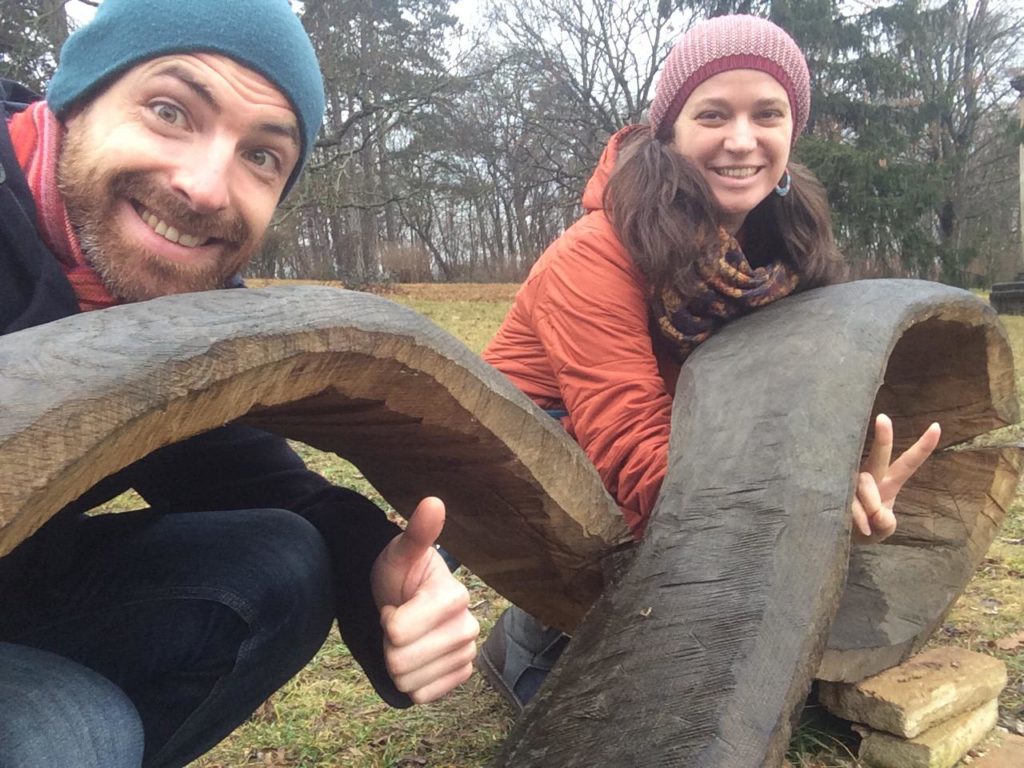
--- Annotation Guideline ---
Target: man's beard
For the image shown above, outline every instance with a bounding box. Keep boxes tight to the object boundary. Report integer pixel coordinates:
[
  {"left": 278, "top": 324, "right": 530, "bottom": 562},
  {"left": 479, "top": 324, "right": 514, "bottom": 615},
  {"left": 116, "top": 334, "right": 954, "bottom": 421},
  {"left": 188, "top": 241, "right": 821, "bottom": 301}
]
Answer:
[{"left": 57, "top": 127, "right": 257, "bottom": 302}]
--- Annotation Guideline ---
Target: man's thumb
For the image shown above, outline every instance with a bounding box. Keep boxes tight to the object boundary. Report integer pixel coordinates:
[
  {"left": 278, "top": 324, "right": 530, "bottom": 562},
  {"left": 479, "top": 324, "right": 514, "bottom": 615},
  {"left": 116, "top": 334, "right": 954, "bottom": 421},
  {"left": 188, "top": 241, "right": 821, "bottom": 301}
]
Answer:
[{"left": 392, "top": 496, "right": 445, "bottom": 561}]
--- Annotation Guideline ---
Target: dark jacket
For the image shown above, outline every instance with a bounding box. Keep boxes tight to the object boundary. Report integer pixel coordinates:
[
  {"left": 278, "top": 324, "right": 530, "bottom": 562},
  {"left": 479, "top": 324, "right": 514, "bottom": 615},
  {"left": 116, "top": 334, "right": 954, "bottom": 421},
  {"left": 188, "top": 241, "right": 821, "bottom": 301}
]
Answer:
[{"left": 0, "top": 80, "right": 410, "bottom": 707}]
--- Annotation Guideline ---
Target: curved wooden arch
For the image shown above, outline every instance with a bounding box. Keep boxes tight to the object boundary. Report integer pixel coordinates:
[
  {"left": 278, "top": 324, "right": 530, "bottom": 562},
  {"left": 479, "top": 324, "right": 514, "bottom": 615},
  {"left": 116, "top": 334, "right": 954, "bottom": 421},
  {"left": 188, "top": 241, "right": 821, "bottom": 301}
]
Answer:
[
  {"left": 0, "top": 285, "right": 629, "bottom": 629},
  {"left": 499, "top": 279, "right": 1020, "bottom": 767},
  {"left": 0, "top": 280, "right": 1017, "bottom": 767}
]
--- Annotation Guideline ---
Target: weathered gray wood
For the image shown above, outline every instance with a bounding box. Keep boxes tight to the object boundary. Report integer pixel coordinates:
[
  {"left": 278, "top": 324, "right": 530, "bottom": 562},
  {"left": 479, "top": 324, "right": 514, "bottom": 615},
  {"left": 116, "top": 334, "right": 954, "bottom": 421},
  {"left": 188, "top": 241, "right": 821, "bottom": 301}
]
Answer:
[
  {"left": 498, "top": 280, "right": 1018, "bottom": 768},
  {"left": 0, "top": 286, "right": 630, "bottom": 629},
  {"left": 1, "top": 280, "right": 1017, "bottom": 768}
]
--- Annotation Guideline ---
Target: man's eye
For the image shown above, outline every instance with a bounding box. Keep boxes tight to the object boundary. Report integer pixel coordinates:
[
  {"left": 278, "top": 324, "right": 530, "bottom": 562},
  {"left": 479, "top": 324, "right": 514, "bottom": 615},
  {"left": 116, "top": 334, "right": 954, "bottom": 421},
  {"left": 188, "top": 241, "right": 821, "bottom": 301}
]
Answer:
[
  {"left": 152, "top": 102, "right": 185, "bottom": 126},
  {"left": 246, "top": 149, "right": 280, "bottom": 172}
]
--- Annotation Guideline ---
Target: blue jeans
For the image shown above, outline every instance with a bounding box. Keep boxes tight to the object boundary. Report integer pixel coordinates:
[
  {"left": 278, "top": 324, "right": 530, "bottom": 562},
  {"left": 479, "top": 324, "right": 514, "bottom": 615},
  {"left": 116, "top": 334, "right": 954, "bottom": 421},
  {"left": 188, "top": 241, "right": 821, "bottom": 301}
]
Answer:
[
  {"left": 0, "top": 642, "right": 144, "bottom": 767},
  {"left": 0, "top": 507, "right": 335, "bottom": 768}
]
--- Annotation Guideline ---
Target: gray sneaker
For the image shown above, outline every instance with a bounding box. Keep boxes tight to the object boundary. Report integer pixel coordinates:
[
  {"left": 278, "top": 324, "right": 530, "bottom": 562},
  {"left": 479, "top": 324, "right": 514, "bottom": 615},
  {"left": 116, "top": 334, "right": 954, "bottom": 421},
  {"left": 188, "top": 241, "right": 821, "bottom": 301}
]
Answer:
[{"left": 475, "top": 605, "right": 570, "bottom": 712}]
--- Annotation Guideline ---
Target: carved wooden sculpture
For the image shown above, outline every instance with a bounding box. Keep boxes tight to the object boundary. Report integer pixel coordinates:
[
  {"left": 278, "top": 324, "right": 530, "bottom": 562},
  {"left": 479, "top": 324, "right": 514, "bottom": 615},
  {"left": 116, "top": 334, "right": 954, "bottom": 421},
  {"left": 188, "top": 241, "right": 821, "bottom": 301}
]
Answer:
[
  {"left": 499, "top": 280, "right": 1020, "bottom": 767},
  {"left": 0, "top": 285, "right": 629, "bottom": 630},
  {"left": 0, "top": 280, "right": 1017, "bottom": 767}
]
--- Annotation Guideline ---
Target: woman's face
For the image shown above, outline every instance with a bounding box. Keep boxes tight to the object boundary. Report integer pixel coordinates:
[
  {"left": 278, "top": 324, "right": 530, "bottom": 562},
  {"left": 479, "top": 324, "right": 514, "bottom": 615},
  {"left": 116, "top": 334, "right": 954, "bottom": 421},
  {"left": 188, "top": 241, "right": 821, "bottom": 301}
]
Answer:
[{"left": 669, "top": 69, "right": 793, "bottom": 234}]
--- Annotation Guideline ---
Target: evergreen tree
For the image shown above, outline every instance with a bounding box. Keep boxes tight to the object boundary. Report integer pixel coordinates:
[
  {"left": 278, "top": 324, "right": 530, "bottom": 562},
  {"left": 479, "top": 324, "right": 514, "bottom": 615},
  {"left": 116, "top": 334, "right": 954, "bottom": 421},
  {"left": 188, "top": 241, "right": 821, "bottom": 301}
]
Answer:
[{"left": 0, "top": 0, "right": 73, "bottom": 93}]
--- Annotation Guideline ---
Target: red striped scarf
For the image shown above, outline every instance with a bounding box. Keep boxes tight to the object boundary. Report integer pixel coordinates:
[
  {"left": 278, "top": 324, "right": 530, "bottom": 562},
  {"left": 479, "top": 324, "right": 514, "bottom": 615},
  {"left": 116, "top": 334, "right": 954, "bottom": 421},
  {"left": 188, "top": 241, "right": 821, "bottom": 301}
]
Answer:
[{"left": 8, "top": 101, "right": 118, "bottom": 312}]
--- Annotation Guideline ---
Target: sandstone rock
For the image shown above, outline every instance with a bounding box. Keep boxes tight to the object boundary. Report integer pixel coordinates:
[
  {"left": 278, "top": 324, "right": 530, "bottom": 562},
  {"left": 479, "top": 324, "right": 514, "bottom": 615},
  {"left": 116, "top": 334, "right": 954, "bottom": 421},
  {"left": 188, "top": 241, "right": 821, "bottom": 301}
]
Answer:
[
  {"left": 819, "top": 647, "right": 1007, "bottom": 737},
  {"left": 858, "top": 697, "right": 999, "bottom": 768}
]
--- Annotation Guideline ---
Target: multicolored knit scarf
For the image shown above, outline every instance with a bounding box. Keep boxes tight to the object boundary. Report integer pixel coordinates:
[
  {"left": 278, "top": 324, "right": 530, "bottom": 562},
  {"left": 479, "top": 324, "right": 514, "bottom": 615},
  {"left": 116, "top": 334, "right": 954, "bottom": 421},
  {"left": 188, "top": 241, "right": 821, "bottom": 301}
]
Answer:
[
  {"left": 654, "top": 228, "right": 798, "bottom": 362},
  {"left": 7, "top": 101, "right": 119, "bottom": 312}
]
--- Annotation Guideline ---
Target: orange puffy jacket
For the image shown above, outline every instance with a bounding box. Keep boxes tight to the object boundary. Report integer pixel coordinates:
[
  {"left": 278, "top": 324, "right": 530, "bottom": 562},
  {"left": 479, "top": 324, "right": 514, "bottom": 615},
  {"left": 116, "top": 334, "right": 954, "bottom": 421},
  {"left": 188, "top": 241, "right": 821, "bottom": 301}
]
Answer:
[{"left": 483, "top": 127, "right": 679, "bottom": 538}]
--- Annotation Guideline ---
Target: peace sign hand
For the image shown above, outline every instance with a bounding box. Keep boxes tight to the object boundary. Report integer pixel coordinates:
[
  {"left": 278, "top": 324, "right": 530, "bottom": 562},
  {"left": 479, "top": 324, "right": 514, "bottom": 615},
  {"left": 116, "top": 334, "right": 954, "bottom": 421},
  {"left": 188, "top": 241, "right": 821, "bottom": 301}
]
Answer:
[{"left": 851, "top": 414, "right": 941, "bottom": 545}]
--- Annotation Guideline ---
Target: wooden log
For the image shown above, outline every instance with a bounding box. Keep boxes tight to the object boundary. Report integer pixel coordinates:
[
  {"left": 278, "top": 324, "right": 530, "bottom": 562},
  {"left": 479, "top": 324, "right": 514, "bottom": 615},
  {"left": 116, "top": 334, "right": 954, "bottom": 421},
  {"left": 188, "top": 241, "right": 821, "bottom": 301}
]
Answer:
[
  {"left": 0, "top": 286, "right": 629, "bottom": 629},
  {"left": 498, "top": 280, "right": 1019, "bottom": 768},
  {"left": 0, "top": 280, "right": 1017, "bottom": 767}
]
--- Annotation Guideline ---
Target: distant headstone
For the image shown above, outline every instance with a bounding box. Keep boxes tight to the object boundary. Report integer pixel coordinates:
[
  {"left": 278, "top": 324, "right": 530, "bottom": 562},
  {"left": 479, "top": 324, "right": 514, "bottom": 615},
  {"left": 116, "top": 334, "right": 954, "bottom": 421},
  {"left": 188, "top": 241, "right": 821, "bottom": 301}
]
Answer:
[{"left": 989, "top": 274, "right": 1024, "bottom": 315}]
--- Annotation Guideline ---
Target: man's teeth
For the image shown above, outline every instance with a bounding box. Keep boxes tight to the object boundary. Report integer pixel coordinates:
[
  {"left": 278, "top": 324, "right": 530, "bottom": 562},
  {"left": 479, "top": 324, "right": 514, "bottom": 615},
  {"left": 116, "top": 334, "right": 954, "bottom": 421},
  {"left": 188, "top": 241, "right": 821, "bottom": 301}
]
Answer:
[
  {"left": 716, "top": 167, "right": 759, "bottom": 178},
  {"left": 141, "top": 209, "right": 205, "bottom": 248}
]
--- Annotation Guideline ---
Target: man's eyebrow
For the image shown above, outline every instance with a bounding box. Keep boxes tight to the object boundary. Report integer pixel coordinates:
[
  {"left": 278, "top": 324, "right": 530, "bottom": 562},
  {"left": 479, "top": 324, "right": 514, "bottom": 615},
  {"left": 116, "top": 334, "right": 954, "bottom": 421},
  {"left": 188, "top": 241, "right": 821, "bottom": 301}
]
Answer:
[
  {"left": 151, "top": 64, "right": 219, "bottom": 111},
  {"left": 259, "top": 121, "right": 300, "bottom": 147},
  {"left": 149, "top": 64, "right": 299, "bottom": 147}
]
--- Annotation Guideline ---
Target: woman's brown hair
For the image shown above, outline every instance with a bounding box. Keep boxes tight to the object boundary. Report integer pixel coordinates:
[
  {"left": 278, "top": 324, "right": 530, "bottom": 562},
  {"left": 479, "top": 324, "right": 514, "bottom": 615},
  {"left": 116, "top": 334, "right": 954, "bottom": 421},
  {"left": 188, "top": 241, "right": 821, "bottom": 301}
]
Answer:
[{"left": 604, "top": 128, "right": 844, "bottom": 303}]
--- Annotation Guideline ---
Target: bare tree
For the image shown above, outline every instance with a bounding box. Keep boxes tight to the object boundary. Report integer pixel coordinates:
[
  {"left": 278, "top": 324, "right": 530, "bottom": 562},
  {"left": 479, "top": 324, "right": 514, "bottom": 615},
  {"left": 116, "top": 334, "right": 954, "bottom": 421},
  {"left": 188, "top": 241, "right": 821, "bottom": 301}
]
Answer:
[{"left": 486, "top": 0, "right": 691, "bottom": 197}]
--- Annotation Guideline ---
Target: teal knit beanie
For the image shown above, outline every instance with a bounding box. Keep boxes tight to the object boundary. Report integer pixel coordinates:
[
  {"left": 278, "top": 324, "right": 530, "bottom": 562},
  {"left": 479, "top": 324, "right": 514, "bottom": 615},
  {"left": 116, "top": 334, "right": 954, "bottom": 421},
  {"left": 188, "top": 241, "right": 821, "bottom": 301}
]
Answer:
[{"left": 46, "top": 0, "right": 325, "bottom": 199}]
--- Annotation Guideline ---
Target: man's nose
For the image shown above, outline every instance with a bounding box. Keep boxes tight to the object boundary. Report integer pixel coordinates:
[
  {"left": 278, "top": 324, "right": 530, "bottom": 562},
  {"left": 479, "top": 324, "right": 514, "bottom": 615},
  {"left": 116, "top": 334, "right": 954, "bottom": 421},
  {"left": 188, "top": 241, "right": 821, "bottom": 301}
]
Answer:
[
  {"left": 169, "top": 142, "right": 232, "bottom": 214},
  {"left": 724, "top": 117, "right": 757, "bottom": 153}
]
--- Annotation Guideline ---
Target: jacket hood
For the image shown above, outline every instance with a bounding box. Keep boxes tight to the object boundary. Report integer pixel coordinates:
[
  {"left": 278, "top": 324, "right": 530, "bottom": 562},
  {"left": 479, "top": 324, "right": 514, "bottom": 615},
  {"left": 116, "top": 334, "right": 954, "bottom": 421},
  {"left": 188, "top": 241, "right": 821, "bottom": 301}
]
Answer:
[{"left": 581, "top": 124, "right": 649, "bottom": 212}]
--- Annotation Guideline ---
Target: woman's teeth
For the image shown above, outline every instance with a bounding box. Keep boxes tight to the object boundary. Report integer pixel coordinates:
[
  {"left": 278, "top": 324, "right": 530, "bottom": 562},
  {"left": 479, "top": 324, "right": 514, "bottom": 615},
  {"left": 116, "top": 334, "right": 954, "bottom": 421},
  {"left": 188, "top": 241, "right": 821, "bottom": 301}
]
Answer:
[
  {"left": 140, "top": 208, "right": 205, "bottom": 248},
  {"left": 715, "top": 167, "right": 759, "bottom": 178}
]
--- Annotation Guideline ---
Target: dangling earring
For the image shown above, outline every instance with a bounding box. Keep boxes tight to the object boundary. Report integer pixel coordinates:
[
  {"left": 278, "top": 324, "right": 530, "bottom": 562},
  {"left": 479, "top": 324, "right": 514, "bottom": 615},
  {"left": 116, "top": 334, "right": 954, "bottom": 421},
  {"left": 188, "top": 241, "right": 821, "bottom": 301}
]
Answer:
[{"left": 775, "top": 168, "right": 791, "bottom": 198}]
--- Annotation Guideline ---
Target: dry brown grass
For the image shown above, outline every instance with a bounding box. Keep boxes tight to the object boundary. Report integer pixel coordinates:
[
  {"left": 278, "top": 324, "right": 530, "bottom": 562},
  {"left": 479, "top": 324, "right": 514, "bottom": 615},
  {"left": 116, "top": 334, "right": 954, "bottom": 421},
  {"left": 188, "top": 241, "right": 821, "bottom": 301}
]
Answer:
[{"left": 244, "top": 278, "right": 521, "bottom": 304}]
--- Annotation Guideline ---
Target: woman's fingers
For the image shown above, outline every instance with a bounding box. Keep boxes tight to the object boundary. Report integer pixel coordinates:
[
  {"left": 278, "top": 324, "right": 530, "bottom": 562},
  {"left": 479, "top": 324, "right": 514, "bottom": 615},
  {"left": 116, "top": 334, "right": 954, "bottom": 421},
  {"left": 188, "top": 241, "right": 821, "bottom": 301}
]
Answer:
[
  {"left": 880, "top": 422, "right": 941, "bottom": 499},
  {"left": 865, "top": 414, "right": 894, "bottom": 482},
  {"left": 850, "top": 493, "right": 872, "bottom": 538},
  {"left": 853, "top": 472, "right": 897, "bottom": 543},
  {"left": 855, "top": 418, "right": 940, "bottom": 545}
]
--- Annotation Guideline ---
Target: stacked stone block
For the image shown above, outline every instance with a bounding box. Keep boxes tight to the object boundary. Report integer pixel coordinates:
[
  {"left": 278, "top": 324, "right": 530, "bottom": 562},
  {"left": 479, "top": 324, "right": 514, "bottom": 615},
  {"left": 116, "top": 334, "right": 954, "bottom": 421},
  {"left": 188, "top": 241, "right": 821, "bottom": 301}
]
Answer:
[{"left": 819, "top": 647, "right": 1008, "bottom": 768}]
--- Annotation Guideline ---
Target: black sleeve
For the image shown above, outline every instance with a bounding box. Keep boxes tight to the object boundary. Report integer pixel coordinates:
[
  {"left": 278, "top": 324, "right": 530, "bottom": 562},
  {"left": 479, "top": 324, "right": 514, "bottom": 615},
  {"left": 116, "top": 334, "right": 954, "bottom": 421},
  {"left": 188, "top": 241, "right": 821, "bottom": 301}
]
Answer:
[
  {"left": 0, "top": 90, "right": 82, "bottom": 335},
  {"left": 122, "top": 424, "right": 413, "bottom": 708}
]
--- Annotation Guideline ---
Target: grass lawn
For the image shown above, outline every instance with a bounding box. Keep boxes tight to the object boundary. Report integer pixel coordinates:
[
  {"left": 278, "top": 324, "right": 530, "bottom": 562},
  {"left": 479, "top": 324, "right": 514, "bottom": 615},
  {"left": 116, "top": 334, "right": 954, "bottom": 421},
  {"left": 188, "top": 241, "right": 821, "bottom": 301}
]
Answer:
[{"left": 189, "top": 283, "right": 1024, "bottom": 768}]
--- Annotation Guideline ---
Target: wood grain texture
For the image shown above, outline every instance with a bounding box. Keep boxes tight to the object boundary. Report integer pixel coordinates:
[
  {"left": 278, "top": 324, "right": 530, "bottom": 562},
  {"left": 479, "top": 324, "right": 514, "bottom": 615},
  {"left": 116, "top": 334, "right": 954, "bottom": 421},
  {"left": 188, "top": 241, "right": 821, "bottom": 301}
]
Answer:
[
  {"left": 0, "top": 285, "right": 629, "bottom": 629},
  {"left": 498, "top": 280, "right": 1018, "bottom": 768},
  {"left": 1, "top": 280, "right": 1017, "bottom": 768}
]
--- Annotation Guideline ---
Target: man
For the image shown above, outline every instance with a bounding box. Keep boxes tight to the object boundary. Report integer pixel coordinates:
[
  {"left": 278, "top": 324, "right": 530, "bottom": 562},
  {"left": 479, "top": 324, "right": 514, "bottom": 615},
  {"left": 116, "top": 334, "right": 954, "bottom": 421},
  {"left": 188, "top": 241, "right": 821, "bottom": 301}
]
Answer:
[{"left": 0, "top": 1, "right": 479, "bottom": 766}]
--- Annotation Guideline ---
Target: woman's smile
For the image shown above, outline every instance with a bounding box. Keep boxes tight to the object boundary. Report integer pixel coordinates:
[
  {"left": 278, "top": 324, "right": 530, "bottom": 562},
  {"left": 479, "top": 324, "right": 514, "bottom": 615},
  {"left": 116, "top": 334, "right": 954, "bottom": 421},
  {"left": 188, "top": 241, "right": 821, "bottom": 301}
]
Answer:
[{"left": 671, "top": 69, "right": 793, "bottom": 233}]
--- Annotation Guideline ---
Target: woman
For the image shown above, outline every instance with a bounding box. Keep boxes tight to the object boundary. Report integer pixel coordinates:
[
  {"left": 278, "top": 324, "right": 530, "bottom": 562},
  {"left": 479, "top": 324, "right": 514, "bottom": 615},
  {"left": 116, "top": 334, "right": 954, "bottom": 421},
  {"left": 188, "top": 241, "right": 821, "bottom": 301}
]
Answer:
[{"left": 477, "top": 15, "right": 940, "bottom": 711}]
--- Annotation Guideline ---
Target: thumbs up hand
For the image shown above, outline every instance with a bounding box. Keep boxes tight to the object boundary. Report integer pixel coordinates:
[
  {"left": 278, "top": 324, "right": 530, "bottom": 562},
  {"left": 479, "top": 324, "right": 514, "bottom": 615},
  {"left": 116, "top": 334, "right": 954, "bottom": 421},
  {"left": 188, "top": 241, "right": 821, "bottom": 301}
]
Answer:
[{"left": 370, "top": 497, "right": 479, "bottom": 703}]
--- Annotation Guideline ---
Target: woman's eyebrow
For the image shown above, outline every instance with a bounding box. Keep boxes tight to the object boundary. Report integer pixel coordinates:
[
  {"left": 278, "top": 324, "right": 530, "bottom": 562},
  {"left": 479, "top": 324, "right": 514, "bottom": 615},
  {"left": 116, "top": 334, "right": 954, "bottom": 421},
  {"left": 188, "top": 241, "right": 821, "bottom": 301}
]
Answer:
[
  {"left": 755, "top": 97, "right": 789, "bottom": 108},
  {"left": 691, "top": 97, "right": 730, "bottom": 108}
]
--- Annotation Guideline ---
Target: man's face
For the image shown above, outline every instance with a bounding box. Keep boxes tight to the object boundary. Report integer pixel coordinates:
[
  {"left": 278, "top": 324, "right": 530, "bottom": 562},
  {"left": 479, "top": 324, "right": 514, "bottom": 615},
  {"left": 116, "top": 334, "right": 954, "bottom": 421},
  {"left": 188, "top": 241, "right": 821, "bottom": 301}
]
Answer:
[{"left": 58, "top": 53, "right": 300, "bottom": 301}]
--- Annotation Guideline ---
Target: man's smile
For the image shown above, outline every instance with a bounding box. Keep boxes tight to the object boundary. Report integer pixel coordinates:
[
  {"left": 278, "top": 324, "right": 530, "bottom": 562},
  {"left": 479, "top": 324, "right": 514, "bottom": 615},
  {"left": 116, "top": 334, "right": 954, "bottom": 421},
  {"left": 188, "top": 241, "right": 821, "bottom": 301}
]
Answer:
[{"left": 134, "top": 203, "right": 209, "bottom": 248}]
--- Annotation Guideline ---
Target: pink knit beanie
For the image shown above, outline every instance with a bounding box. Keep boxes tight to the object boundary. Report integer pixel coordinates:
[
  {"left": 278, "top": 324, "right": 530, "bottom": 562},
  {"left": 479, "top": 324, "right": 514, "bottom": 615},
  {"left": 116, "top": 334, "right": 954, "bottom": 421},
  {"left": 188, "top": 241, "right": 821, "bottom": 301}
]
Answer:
[{"left": 649, "top": 15, "right": 810, "bottom": 145}]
